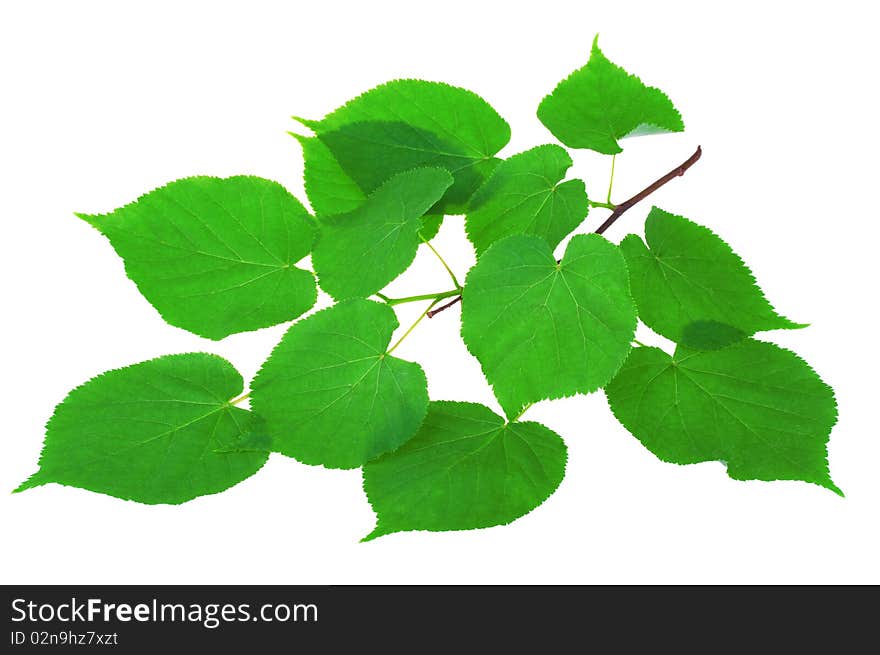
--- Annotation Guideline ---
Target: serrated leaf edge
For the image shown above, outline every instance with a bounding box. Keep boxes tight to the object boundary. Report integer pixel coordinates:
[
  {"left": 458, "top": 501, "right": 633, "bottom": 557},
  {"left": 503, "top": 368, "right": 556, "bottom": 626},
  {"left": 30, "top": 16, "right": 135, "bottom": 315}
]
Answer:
[
  {"left": 605, "top": 340, "right": 841, "bottom": 496},
  {"left": 311, "top": 167, "right": 454, "bottom": 301},
  {"left": 250, "top": 298, "right": 431, "bottom": 470},
  {"left": 460, "top": 233, "right": 638, "bottom": 418},
  {"left": 538, "top": 34, "right": 684, "bottom": 154},
  {"left": 14, "top": 353, "right": 270, "bottom": 504},
  {"left": 77, "top": 175, "right": 319, "bottom": 340},
  {"left": 360, "top": 400, "right": 569, "bottom": 542},
  {"left": 295, "top": 78, "right": 511, "bottom": 158},
  {"left": 464, "top": 144, "right": 591, "bottom": 255},
  {"left": 629, "top": 206, "right": 807, "bottom": 338}
]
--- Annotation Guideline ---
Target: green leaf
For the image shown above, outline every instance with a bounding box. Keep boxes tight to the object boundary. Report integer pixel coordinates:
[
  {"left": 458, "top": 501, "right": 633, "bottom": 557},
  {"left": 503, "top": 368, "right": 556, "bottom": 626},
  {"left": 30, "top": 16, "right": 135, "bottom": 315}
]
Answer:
[
  {"left": 418, "top": 213, "right": 445, "bottom": 241},
  {"left": 362, "top": 401, "right": 567, "bottom": 541},
  {"left": 292, "top": 133, "right": 366, "bottom": 216},
  {"left": 465, "top": 144, "right": 589, "bottom": 256},
  {"left": 620, "top": 208, "right": 803, "bottom": 349},
  {"left": 299, "top": 79, "right": 510, "bottom": 153},
  {"left": 251, "top": 299, "right": 429, "bottom": 469},
  {"left": 604, "top": 340, "right": 840, "bottom": 494},
  {"left": 79, "top": 176, "right": 318, "bottom": 340},
  {"left": 312, "top": 167, "right": 453, "bottom": 300},
  {"left": 293, "top": 133, "right": 445, "bottom": 241},
  {"left": 15, "top": 354, "right": 268, "bottom": 504},
  {"left": 461, "top": 234, "right": 637, "bottom": 417},
  {"left": 298, "top": 79, "right": 511, "bottom": 212},
  {"left": 538, "top": 36, "right": 684, "bottom": 154},
  {"left": 317, "top": 121, "right": 500, "bottom": 214}
]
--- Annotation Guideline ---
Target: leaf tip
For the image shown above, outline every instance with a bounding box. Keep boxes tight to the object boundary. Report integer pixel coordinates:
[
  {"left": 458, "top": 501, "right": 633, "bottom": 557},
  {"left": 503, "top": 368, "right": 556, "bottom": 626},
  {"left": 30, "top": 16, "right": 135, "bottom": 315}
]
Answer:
[
  {"left": 360, "top": 524, "right": 393, "bottom": 543},
  {"left": 291, "top": 116, "right": 318, "bottom": 131},
  {"left": 13, "top": 472, "right": 45, "bottom": 494},
  {"left": 821, "top": 478, "right": 845, "bottom": 498}
]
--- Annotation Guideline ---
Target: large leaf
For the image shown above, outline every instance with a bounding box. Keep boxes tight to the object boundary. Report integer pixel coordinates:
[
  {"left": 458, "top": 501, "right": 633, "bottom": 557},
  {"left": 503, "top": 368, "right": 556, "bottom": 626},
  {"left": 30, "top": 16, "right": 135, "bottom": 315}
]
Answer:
[
  {"left": 251, "top": 299, "right": 429, "bottom": 469},
  {"left": 16, "top": 354, "right": 268, "bottom": 504},
  {"left": 461, "top": 234, "right": 637, "bottom": 418},
  {"left": 79, "top": 176, "right": 317, "bottom": 340},
  {"left": 605, "top": 340, "right": 840, "bottom": 494},
  {"left": 297, "top": 79, "right": 511, "bottom": 213},
  {"left": 538, "top": 36, "right": 684, "bottom": 154},
  {"left": 465, "top": 144, "right": 589, "bottom": 256},
  {"left": 620, "top": 208, "right": 803, "bottom": 349},
  {"left": 312, "top": 168, "right": 453, "bottom": 300},
  {"left": 363, "top": 401, "right": 567, "bottom": 541}
]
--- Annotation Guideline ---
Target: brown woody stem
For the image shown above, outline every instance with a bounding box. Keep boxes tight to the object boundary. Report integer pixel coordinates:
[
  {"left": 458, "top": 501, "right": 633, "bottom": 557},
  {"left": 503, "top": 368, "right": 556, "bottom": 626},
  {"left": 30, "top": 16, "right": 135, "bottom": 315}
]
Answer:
[
  {"left": 594, "top": 145, "right": 702, "bottom": 235},
  {"left": 427, "top": 146, "right": 702, "bottom": 319},
  {"left": 427, "top": 295, "right": 462, "bottom": 318}
]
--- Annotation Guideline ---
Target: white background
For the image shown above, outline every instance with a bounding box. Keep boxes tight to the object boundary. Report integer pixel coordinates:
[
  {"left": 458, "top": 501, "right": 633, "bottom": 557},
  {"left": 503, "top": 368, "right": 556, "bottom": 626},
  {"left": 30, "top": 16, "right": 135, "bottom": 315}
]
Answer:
[{"left": 1, "top": 1, "right": 878, "bottom": 584}]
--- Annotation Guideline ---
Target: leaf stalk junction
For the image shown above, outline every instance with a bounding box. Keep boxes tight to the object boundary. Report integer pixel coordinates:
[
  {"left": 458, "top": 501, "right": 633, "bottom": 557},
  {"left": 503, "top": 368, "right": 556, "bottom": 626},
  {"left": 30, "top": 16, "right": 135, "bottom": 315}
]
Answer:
[{"left": 421, "top": 146, "right": 703, "bottom": 318}]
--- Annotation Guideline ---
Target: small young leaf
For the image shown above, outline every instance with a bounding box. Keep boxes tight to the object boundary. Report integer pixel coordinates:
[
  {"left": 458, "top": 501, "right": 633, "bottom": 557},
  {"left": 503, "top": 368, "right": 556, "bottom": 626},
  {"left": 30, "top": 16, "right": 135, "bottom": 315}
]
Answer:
[
  {"left": 293, "top": 134, "right": 445, "bottom": 241},
  {"left": 298, "top": 79, "right": 511, "bottom": 212},
  {"left": 251, "top": 299, "right": 429, "bottom": 469},
  {"left": 465, "top": 144, "right": 590, "bottom": 256},
  {"left": 538, "top": 36, "right": 684, "bottom": 154},
  {"left": 461, "top": 234, "right": 637, "bottom": 418},
  {"left": 363, "top": 401, "right": 567, "bottom": 541},
  {"left": 620, "top": 208, "right": 803, "bottom": 349},
  {"left": 79, "top": 176, "right": 318, "bottom": 340},
  {"left": 312, "top": 167, "right": 453, "bottom": 300},
  {"left": 16, "top": 354, "right": 268, "bottom": 504},
  {"left": 605, "top": 340, "right": 840, "bottom": 494}
]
